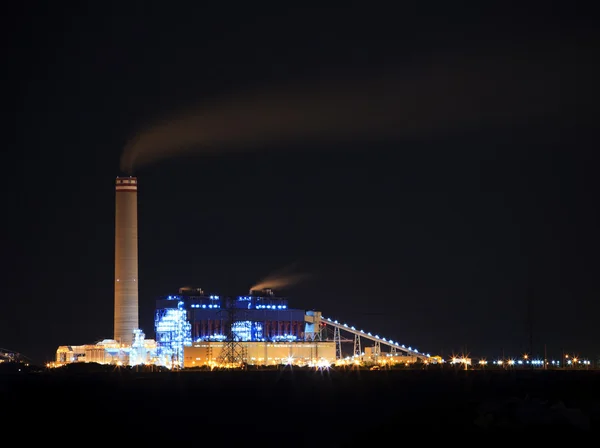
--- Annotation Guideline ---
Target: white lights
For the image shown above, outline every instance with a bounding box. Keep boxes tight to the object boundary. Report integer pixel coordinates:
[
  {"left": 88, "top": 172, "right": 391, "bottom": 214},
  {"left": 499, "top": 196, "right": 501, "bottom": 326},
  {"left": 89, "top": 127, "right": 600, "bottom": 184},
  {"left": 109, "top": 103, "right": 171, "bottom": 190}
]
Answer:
[
  {"left": 321, "top": 316, "right": 430, "bottom": 362},
  {"left": 255, "top": 304, "right": 288, "bottom": 310},
  {"left": 314, "top": 359, "right": 331, "bottom": 369},
  {"left": 154, "top": 302, "right": 192, "bottom": 369}
]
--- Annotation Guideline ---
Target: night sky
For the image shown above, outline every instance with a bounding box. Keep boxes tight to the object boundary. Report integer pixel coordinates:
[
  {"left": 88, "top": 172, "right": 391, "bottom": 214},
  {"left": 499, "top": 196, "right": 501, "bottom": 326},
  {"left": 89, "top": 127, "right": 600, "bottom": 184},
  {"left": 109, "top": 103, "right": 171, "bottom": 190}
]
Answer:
[{"left": 4, "top": 3, "right": 599, "bottom": 364}]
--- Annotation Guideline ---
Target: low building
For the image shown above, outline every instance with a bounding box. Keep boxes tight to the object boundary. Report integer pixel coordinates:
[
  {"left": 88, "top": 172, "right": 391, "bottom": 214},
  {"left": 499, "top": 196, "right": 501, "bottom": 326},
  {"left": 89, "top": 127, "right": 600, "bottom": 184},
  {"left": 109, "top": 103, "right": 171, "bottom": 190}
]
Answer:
[
  {"left": 54, "top": 330, "right": 156, "bottom": 367},
  {"left": 184, "top": 340, "right": 336, "bottom": 368}
]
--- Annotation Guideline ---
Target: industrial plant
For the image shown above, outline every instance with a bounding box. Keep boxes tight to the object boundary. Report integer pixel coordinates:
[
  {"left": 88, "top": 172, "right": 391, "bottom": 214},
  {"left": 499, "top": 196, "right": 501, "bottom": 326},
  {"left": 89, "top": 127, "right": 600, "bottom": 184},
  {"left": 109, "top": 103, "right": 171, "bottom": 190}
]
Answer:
[{"left": 54, "top": 176, "right": 431, "bottom": 369}]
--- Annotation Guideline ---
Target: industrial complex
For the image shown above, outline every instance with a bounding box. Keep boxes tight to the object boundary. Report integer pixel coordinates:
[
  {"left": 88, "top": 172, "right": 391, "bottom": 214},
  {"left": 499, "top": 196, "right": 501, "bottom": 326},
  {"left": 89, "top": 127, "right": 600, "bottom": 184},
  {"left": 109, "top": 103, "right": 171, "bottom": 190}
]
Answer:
[{"left": 54, "top": 176, "right": 432, "bottom": 369}]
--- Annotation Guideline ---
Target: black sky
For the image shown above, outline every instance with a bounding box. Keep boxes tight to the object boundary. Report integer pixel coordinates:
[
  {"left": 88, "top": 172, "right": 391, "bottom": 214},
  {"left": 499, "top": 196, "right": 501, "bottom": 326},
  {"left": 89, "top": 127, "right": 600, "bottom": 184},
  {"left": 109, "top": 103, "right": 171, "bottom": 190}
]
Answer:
[{"left": 3, "top": 3, "right": 599, "bottom": 364}]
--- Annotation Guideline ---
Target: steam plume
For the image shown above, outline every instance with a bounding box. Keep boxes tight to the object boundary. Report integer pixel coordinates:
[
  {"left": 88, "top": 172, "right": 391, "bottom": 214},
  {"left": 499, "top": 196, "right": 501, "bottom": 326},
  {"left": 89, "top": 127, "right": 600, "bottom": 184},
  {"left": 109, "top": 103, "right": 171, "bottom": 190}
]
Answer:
[
  {"left": 250, "top": 263, "right": 312, "bottom": 292},
  {"left": 121, "top": 43, "right": 595, "bottom": 174}
]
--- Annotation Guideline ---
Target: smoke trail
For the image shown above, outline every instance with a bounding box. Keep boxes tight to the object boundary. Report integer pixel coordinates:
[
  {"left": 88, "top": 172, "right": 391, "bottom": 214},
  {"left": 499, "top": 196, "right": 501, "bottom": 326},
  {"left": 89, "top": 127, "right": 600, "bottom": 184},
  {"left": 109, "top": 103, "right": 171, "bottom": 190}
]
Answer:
[
  {"left": 250, "top": 263, "right": 312, "bottom": 292},
  {"left": 250, "top": 273, "right": 311, "bottom": 292},
  {"left": 121, "top": 43, "right": 595, "bottom": 174}
]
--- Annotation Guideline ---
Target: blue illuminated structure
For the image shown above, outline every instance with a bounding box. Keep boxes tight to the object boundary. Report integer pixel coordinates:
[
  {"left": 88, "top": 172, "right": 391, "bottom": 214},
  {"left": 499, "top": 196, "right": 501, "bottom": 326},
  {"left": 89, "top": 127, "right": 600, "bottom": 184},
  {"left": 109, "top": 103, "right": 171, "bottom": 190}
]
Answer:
[
  {"left": 155, "top": 287, "right": 310, "bottom": 347},
  {"left": 154, "top": 300, "right": 192, "bottom": 368}
]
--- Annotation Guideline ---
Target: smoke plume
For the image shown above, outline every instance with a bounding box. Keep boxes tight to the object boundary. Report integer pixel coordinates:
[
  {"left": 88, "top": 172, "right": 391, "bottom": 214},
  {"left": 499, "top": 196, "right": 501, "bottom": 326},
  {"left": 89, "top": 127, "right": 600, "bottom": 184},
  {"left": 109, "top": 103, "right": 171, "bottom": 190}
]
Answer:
[
  {"left": 250, "top": 263, "right": 312, "bottom": 292},
  {"left": 120, "top": 43, "right": 595, "bottom": 174}
]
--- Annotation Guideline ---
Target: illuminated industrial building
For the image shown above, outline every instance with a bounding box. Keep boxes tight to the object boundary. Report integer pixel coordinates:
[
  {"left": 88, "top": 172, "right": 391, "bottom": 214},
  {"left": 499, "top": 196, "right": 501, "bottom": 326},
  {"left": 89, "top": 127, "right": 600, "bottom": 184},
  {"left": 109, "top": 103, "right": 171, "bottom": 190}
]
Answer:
[
  {"left": 55, "top": 330, "right": 157, "bottom": 366},
  {"left": 155, "top": 287, "right": 336, "bottom": 368},
  {"left": 53, "top": 175, "right": 431, "bottom": 369}
]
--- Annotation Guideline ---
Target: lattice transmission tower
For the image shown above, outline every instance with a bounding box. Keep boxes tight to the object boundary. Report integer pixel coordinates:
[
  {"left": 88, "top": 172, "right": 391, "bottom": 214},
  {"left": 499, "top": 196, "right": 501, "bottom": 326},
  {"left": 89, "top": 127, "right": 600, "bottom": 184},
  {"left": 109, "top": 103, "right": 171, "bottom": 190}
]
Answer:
[{"left": 216, "top": 299, "right": 247, "bottom": 368}]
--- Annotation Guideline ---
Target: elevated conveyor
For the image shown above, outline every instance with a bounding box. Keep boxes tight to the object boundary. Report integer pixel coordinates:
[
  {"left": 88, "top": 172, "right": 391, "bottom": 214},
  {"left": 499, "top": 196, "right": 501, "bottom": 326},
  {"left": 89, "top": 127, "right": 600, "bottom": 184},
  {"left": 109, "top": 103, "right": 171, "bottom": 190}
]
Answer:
[{"left": 319, "top": 316, "right": 430, "bottom": 361}]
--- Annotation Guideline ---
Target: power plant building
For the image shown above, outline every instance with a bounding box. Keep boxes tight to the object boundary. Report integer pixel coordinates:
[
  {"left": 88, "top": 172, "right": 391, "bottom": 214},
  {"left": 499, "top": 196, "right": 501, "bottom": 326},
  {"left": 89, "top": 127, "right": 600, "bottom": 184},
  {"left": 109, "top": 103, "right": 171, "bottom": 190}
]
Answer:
[
  {"left": 55, "top": 330, "right": 156, "bottom": 366},
  {"left": 53, "top": 174, "right": 422, "bottom": 369},
  {"left": 155, "top": 287, "right": 335, "bottom": 368}
]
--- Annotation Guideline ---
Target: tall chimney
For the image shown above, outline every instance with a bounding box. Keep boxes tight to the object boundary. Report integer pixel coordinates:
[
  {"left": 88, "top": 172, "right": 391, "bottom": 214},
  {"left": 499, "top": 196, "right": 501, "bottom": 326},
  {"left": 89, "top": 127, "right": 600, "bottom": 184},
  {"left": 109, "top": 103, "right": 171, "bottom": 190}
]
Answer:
[{"left": 114, "top": 176, "right": 139, "bottom": 345}]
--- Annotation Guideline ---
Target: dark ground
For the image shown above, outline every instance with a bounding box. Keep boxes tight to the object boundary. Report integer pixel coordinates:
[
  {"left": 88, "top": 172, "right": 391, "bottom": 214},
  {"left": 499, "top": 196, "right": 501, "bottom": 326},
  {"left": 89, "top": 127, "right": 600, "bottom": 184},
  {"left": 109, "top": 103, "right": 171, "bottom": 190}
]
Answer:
[{"left": 1, "top": 364, "right": 598, "bottom": 443}]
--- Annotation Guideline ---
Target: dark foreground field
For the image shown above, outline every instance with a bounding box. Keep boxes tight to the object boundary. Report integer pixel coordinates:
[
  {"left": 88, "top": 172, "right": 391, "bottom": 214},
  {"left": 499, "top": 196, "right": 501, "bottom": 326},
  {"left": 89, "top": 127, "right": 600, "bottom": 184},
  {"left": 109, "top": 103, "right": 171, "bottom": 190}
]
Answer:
[{"left": 1, "top": 365, "right": 598, "bottom": 443}]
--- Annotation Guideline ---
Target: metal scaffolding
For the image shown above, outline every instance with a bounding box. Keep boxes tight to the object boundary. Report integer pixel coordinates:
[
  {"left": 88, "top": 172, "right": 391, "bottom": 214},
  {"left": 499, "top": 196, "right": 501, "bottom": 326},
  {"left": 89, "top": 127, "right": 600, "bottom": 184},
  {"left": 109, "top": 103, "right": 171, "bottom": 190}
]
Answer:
[
  {"left": 353, "top": 333, "right": 362, "bottom": 358},
  {"left": 334, "top": 326, "right": 342, "bottom": 360},
  {"left": 154, "top": 301, "right": 192, "bottom": 368},
  {"left": 373, "top": 340, "right": 381, "bottom": 360}
]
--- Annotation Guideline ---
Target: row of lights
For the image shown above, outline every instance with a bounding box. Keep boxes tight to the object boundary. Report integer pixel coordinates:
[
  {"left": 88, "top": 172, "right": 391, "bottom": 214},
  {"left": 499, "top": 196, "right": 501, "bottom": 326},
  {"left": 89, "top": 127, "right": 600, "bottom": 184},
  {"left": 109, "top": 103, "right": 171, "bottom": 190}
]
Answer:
[
  {"left": 321, "top": 317, "right": 430, "bottom": 358},
  {"left": 167, "top": 295, "right": 220, "bottom": 300},
  {"left": 272, "top": 335, "right": 298, "bottom": 341},
  {"left": 194, "top": 335, "right": 301, "bottom": 342},
  {"left": 488, "top": 359, "right": 592, "bottom": 366},
  {"left": 191, "top": 303, "right": 287, "bottom": 310},
  {"left": 462, "top": 357, "right": 594, "bottom": 366}
]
